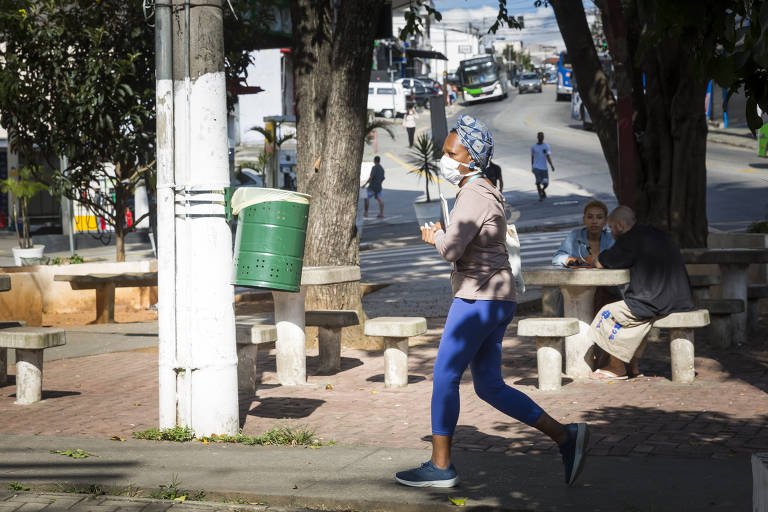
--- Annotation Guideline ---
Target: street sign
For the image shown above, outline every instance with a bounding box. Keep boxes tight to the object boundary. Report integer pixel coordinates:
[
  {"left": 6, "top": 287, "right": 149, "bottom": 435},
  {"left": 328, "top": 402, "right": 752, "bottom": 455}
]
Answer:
[{"left": 458, "top": 44, "right": 472, "bottom": 54}]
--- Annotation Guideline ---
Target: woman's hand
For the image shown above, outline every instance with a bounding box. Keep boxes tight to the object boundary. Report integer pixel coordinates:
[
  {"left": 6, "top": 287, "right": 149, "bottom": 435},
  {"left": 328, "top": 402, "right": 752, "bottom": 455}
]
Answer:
[{"left": 420, "top": 221, "right": 443, "bottom": 246}]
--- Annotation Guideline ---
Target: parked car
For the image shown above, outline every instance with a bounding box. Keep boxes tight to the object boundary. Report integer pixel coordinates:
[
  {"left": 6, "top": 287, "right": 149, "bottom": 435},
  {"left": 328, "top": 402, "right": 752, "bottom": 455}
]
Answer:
[
  {"left": 518, "top": 72, "right": 542, "bottom": 94},
  {"left": 395, "top": 78, "right": 435, "bottom": 108},
  {"left": 416, "top": 76, "right": 443, "bottom": 95},
  {"left": 570, "top": 87, "right": 592, "bottom": 130}
]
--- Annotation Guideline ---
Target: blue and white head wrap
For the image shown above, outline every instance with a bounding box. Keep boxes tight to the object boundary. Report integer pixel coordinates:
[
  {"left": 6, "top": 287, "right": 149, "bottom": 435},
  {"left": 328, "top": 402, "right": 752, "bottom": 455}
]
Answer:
[{"left": 454, "top": 114, "right": 494, "bottom": 171}]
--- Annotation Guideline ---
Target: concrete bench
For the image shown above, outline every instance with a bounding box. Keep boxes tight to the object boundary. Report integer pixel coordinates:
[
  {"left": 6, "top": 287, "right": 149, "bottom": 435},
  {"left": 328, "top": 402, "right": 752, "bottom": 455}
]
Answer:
[
  {"left": 305, "top": 310, "right": 360, "bottom": 373},
  {"left": 689, "top": 274, "right": 720, "bottom": 303},
  {"left": 753, "top": 453, "right": 768, "bottom": 511},
  {"left": 364, "top": 317, "right": 427, "bottom": 388},
  {"left": 748, "top": 285, "right": 768, "bottom": 336},
  {"left": 0, "top": 327, "right": 66, "bottom": 404},
  {"left": 697, "top": 299, "right": 744, "bottom": 348},
  {"left": 0, "top": 321, "right": 26, "bottom": 384},
  {"left": 652, "top": 309, "right": 710, "bottom": 383},
  {"left": 235, "top": 323, "right": 277, "bottom": 396},
  {"left": 517, "top": 317, "right": 579, "bottom": 391},
  {"left": 54, "top": 272, "right": 157, "bottom": 324}
]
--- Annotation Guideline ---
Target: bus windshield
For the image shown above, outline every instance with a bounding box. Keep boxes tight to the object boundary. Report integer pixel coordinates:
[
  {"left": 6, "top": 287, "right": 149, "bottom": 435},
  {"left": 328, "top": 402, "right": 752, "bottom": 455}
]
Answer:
[{"left": 460, "top": 58, "right": 499, "bottom": 86}]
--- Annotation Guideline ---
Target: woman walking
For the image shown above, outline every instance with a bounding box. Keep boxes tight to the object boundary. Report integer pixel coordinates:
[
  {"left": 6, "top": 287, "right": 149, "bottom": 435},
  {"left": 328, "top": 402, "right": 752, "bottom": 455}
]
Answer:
[
  {"left": 403, "top": 107, "right": 417, "bottom": 148},
  {"left": 394, "top": 115, "right": 589, "bottom": 488}
]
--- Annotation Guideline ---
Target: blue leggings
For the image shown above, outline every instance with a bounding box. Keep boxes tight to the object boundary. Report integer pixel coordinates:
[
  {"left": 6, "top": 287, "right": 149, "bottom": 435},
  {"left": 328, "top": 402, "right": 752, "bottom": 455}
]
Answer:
[{"left": 431, "top": 298, "right": 544, "bottom": 436}]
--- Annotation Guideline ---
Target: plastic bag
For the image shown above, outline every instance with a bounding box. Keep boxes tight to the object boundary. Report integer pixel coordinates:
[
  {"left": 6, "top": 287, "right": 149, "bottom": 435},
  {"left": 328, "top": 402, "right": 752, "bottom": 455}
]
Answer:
[{"left": 506, "top": 223, "right": 525, "bottom": 294}]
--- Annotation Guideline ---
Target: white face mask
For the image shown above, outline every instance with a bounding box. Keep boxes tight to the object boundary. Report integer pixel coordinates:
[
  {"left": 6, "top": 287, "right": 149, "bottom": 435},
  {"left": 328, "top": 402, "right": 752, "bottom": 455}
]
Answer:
[{"left": 439, "top": 155, "right": 480, "bottom": 186}]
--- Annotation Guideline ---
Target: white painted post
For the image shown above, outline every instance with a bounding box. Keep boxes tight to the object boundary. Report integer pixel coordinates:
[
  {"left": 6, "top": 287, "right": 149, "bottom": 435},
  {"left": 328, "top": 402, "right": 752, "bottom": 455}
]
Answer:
[
  {"left": 384, "top": 336, "right": 409, "bottom": 388},
  {"left": 14, "top": 349, "right": 43, "bottom": 404},
  {"left": 273, "top": 289, "right": 308, "bottom": 385},
  {"left": 561, "top": 286, "right": 597, "bottom": 379},
  {"left": 170, "top": 0, "right": 239, "bottom": 436},
  {"left": 155, "top": 0, "right": 177, "bottom": 429},
  {"left": 669, "top": 328, "right": 695, "bottom": 384},
  {"left": 536, "top": 336, "right": 563, "bottom": 391}
]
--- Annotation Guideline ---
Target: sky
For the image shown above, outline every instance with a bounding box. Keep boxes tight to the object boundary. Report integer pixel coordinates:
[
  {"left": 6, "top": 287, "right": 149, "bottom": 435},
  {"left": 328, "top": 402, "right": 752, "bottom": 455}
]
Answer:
[{"left": 431, "top": 0, "right": 595, "bottom": 50}]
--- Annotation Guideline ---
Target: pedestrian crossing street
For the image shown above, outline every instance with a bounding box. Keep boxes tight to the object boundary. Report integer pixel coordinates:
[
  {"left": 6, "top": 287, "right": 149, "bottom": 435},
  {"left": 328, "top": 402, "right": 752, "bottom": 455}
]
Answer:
[{"left": 360, "top": 228, "right": 570, "bottom": 283}]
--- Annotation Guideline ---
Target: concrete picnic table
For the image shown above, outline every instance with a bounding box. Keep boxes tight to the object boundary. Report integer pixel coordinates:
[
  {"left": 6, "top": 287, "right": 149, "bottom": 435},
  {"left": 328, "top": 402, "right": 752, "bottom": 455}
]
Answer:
[
  {"left": 54, "top": 272, "right": 158, "bottom": 324},
  {"left": 523, "top": 267, "right": 630, "bottom": 379},
  {"left": 681, "top": 248, "right": 768, "bottom": 346},
  {"left": 272, "top": 265, "right": 361, "bottom": 386}
]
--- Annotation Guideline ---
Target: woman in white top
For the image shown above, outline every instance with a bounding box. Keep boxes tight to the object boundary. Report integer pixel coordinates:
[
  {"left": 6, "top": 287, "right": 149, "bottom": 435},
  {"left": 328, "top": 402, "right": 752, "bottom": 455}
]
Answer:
[{"left": 403, "top": 107, "right": 417, "bottom": 148}]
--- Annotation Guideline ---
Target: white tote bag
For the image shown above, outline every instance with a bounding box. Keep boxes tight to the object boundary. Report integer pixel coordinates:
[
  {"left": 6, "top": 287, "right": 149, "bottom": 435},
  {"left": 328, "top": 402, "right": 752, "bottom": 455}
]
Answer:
[{"left": 506, "top": 223, "right": 525, "bottom": 294}]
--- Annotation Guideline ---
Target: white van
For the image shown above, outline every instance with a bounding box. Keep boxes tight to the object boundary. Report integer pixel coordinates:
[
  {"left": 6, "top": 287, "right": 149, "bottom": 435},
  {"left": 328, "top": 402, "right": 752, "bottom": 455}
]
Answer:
[{"left": 367, "top": 82, "right": 407, "bottom": 118}]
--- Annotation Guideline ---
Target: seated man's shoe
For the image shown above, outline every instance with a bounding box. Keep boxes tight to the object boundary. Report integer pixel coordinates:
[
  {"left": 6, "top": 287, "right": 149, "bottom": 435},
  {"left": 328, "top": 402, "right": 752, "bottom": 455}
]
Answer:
[
  {"left": 559, "top": 423, "right": 590, "bottom": 486},
  {"left": 395, "top": 461, "right": 459, "bottom": 488}
]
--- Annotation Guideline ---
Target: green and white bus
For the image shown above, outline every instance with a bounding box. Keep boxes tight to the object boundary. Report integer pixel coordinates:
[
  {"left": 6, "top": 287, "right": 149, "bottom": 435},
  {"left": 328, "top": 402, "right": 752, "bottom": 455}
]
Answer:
[{"left": 457, "top": 54, "right": 509, "bottom": 104}]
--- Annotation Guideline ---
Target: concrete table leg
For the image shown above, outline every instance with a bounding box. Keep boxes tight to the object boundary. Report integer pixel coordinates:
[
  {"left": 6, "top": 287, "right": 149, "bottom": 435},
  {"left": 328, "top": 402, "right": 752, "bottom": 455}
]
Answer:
[
  {"left": 317, "top": 327, "right": 341, "bottom": 373},
  {"left": 0, "top": 348, "right": 7, "bottom": 384},
  {"left": 236, "top": 344, "right": 258, "bottom": 397},
  {"left": 707, "top": 315, "right": 732, "bottom": 349},
  {"left": 541, "top": 287, "right": 560, "bottom": 317},
  {"left": 561, "top": 286, "right": 597, "bottom": 379},
  {"left": 272, "top": 288, "right": 307, "bottom": 386},
  {"left": 719, "top": 263, "right": 748, "bottom": 346},
  {"left": 15, "top": 348, "right": 43, "bottom": 404},
  {"left": 95, "top": 283, "right": 116, "bottom": 324},
  {"left": 384, "top": 336, "right": 408, "bottom": 388},
  {"left": 535, "top": 336, "right": 563, "bottom": 391},
  {"left": 669, "top": 328, "right": 695, "bottom": 384}
]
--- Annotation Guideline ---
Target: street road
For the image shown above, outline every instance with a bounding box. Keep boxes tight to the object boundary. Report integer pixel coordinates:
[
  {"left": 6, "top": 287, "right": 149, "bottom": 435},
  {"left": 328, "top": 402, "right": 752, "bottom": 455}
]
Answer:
[{"left": 361, "top": 84, "right": 767, "bottom": 233}]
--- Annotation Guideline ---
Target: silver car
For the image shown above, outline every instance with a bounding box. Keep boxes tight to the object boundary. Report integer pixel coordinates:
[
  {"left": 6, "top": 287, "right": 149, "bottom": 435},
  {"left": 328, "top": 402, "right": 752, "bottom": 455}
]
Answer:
[{"left": 518, "top": 72, "right": 542, "bottom": 94}]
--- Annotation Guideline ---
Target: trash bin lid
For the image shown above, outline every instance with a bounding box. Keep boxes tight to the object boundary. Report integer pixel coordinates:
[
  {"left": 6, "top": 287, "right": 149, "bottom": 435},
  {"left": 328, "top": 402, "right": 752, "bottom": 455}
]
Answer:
[{"left": 231, "top": 187, "right": 311, "bottom": 215}]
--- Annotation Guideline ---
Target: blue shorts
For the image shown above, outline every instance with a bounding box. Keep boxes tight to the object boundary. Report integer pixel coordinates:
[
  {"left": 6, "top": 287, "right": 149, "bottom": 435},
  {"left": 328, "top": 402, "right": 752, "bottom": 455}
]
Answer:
[
  {"left": 367, "top": 189, "right": 382, "bottom": 200},
  {"left": 532, "top": 168, "right": 549, "bottom": 186}
]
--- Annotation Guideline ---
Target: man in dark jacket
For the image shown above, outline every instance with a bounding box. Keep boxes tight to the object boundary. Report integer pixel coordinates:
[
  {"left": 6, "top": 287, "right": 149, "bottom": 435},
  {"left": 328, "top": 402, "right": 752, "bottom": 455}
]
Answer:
[{"left": 589, "top": 206, "right": 693, "bottom": 380}]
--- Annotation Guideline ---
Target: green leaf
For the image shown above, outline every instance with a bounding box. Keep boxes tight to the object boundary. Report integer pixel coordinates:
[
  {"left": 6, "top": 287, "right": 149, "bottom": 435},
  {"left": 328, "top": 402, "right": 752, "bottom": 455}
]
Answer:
[
  {"left": 50, "top": 448, "right": 94, "bottom": 459},
  {"left": 448, "top": 496, "right": 467, "bottom": 506}
]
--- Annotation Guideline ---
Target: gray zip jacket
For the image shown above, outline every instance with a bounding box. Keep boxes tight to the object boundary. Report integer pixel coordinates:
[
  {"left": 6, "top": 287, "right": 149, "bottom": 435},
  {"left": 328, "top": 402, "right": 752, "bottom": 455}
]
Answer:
[{"left": 434, "top": 178, "right": 516, "bottom": 301}]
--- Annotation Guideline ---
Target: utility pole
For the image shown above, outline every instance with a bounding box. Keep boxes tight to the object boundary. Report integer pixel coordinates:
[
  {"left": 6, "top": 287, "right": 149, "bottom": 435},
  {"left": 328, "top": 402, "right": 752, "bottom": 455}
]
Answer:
[{"left": 155, "top": 0, "right": 239, "bottom": 436}]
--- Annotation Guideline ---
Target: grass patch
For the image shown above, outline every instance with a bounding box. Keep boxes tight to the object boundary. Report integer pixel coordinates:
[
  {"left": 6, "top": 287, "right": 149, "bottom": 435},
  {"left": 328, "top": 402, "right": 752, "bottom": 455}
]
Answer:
[
  {"left": 7, "top": 482, "right": 29, "bottom": 492},
  {"left": 132, "top": 426, "right": 195, "bottom": 442},
  {"left": 151, "top": 475, "right": 205, "bottom": 502},
  {"left": 50, "top": 448, "right": 94, "bottom": 459},
  {"left": 133, "top": 425, "right": 328, "bottom": 447}
]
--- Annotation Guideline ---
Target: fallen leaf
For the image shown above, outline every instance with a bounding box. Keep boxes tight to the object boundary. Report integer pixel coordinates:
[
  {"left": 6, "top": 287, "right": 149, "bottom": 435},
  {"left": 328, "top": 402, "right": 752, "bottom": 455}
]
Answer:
[
  {"left": 110, "top": 436, "right": 125, "bottom": 442},
  {"left": 448, "top": 496, "right": 467, "bottom": 506},
  {"left": 325, "top": 384, "right": 333, "bottom": 390},
  {"left": 173, "top": 495, "right": 187, "bottom": 502}
]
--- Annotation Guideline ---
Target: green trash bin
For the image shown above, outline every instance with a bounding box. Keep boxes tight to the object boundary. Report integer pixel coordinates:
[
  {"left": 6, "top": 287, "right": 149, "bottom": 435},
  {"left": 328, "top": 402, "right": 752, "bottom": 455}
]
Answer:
[
  {"left": 758, "top": 123, "right": 768, "bottom": 158},
  {"left": 230, "top": 187, "right": 311, "bottom": 292}
]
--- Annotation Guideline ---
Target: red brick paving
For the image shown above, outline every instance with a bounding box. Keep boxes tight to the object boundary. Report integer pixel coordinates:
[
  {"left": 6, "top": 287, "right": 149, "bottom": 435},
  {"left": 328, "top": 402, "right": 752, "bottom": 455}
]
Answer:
[{"left": 1, "top": 320, "right": 767, "bottom": 460}]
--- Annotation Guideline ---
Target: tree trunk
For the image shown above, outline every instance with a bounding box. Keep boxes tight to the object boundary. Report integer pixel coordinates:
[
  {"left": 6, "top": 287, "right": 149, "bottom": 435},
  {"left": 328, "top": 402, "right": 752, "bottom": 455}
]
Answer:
[
  {"left": 114, "top": 163, "right": 126, "bottom": 262},
  {"left": 551, "top": 0, "right": 708, "bottom": 247},
  {"left": 292, "top": 1, "right": 385, "bottom": 346}
]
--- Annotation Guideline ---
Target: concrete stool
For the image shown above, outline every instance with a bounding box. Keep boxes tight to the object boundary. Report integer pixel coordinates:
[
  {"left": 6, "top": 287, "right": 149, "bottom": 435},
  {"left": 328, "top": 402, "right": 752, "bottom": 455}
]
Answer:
[
  {"left": 698, "top": 299, "right": 745, "bottom": 348},
  {"left": 753, "top": 453, "right": 768, "bottom": 511},
  {"left": 305, "top": 310, "right": 359, "bottom": 373},
  {"left": 652, "top": 310, "right": 709, "bottom": 383},
  {"left": 689, "top": 274, "right": 720, "bottom": 304},
  {"left": 0, "top": 327, "right": 66, "bottom": 404},
  {"left": 0, "top": 321, "right": 26, "bottom": 384},
  {"left": 235, "top": 323, "right": 277, "bottom": 396},
  {"left": 517, "top": 317, "right": 579, "bottom": 391},
  {"left": 364, "top": 317, "right": 427, "bottom": 388},
  {"left": 748, "top": 285, "right": 768, "bottom": 337}
]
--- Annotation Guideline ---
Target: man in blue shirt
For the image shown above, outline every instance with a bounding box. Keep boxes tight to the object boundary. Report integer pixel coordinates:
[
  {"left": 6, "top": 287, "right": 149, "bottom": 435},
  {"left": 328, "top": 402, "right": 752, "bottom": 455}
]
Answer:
[
  {"left": 531, "top": 132, "right": 555, "bottom": 201},
  {"left": 363, "top": 156, "right": 385, "bottom": 218}
]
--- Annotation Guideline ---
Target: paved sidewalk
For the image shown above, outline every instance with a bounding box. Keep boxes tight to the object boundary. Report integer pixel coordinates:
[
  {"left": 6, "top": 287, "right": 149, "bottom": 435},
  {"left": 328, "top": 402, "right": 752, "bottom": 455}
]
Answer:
[{"left": 0, "top": 316, "right": 766, "bottom": 510}]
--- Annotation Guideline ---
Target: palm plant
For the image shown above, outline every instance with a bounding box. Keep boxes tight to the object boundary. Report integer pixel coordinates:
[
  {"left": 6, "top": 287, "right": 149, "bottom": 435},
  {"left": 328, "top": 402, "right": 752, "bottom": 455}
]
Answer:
[
  {"left": 364, "top": 119, "right": 396, "bottom": 145},
  {"left": 0, "top": 165, "right": 49, "bottom": 249},
  {"left": 408, "top": 133, "right": 440, "bottom": 202},
  {"left": 247, "top": 125, "right": 295, "bottom": 148}
]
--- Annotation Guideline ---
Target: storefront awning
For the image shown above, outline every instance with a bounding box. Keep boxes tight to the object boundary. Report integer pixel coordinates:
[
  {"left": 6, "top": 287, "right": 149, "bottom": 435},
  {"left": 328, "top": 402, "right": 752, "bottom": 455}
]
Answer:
[{"left": 405, "top": 49, "right": 448, "bottom": 60}]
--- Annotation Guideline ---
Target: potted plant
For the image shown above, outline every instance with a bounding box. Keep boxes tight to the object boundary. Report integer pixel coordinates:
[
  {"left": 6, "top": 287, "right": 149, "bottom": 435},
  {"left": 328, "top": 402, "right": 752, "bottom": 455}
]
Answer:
[
  {"left": 1, "top": 165, "right": 49, "bottom": 265},
  {"left": 409, "top": 133, "right": 442, "bottom": 226}
]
